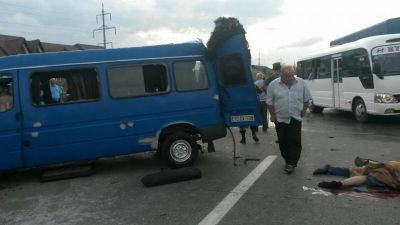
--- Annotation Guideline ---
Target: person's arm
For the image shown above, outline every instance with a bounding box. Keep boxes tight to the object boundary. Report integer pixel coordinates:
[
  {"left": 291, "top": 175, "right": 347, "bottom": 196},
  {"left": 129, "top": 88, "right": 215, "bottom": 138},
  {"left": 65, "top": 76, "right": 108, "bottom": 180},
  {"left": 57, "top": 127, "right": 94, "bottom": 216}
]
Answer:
[
  {"left": 301, "top": 101, "right": 309, "bottom": 117},
  {"left": 266, "top": 82, "right": 275, "bottom": 122},
  {"left": 301, "top": 81, "right": 312, "bottom": 117},
  {"left": 267, "top": 104, "right": 276, "bottom": 122}
]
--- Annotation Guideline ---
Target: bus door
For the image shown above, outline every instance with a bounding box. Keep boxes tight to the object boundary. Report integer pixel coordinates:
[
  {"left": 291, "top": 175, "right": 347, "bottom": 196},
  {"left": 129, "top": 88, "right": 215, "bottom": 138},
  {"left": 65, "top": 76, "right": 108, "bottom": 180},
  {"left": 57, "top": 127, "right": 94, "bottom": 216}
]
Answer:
[
  {"left": 215, "top": 34, "right": 261, "bottom": 127},
  {"left": 0, "top": 71, "right": 23, "bottom": 171},
  {"left": 332, "top": 56, "right": 343, "bottom": 108}
]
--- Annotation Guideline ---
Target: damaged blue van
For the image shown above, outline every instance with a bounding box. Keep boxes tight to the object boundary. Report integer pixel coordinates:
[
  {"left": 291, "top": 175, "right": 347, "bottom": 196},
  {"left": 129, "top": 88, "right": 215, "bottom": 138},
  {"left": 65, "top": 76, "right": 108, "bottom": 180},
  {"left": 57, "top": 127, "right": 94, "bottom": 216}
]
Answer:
[{"left": 0, "top": 18, "right": 261, "bottom": 171}]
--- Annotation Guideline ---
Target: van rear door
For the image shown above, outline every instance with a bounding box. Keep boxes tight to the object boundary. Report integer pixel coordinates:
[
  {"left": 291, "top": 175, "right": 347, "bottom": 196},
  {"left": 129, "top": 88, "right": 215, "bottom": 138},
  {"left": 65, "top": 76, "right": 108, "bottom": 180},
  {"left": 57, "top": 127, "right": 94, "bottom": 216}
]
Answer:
[
  {"left": 0, "top": 71, "right": 22, "bottom": 171},
  {"left": 215, "top": 34, "right": 261, "bottom": 127}
]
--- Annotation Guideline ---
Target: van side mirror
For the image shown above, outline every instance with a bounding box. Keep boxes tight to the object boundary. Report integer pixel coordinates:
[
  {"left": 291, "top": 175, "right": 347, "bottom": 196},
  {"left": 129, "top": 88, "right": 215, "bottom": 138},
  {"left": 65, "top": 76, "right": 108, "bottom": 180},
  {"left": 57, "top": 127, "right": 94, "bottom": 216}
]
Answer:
[{"left": 372, "top": 62, "right": 383, "bottom": 79}]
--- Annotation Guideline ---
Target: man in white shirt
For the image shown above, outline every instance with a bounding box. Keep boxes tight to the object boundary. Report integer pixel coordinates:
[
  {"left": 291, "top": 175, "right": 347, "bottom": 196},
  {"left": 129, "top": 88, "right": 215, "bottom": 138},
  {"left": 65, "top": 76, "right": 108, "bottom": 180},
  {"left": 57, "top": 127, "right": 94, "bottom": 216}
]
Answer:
[{"left": 266, "top": 65, "right": 311, "bottom": 174}]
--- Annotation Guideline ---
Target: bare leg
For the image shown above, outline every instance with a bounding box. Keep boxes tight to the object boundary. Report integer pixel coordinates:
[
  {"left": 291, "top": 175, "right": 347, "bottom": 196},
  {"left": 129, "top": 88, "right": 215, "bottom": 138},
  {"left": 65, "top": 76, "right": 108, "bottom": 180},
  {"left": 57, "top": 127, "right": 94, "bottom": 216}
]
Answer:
[
  {"left": 340, "top": 175, "right": 367, "bottom": 187},
  {"left": 318, "top": 175, "right": 367, "bottom": 189}
]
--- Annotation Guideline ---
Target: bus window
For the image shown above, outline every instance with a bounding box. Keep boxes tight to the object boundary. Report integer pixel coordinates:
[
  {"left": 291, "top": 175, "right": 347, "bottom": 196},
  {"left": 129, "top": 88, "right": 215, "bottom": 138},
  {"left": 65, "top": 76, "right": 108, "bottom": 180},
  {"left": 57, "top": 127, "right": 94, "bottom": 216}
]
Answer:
[
  {"left": 303, "top": 60, "right": 314, "bottom": 80},
  {"left": 31, "top": 68, "right": 100, "bottom": 105},
  {"left": 108, "top": 64, "right": 169, "bottom": 98},
  {"left": 174, "top": 61, "right": 209, "bottom": 92},
  {"left": 296, "top": 62, "right": 304, "bottom": 78},
  {"left": 0, "top": 75, "right": 13, "bottom": 112},
  {"left": 218, "top": 53, "right": 247, "bottom": 87},
  {"left": 342, "top": 49, "right": 371, "bottom": 78},
  {"left": 318, "top": 57, "right": 331, "bottom": 79}
]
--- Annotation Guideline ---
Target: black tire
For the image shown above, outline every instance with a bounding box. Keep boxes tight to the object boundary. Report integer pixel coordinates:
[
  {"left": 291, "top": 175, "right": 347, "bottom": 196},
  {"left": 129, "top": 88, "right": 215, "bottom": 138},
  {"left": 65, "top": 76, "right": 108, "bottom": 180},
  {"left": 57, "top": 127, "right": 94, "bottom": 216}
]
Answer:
[
  {"left": 353, "top": 99, "right": 369, "bottom": 122},
  {"left": 141, "top": 168, "right": 202, "bottom": 187},
  {"left": 162, "top": 132, "right": 199, "bottom": 168},
  {"left": 309, "top": 101, "right": 324, "bottom": 113}
]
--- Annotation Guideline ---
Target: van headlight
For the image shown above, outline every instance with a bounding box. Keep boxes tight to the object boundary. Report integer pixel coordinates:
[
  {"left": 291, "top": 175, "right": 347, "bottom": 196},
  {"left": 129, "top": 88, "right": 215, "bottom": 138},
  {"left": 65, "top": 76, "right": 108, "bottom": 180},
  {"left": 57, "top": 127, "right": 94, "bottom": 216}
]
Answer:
[{"left": 374, "top": 93, "right": 398, "bottom": 103}]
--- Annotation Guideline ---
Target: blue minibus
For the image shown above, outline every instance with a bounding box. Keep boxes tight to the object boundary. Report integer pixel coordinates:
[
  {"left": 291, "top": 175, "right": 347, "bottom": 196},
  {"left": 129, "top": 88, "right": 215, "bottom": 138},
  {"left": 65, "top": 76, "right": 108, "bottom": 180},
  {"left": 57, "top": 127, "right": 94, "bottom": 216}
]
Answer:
[{"left": 0, "top": 27, "right": 261, "bottom": 171}]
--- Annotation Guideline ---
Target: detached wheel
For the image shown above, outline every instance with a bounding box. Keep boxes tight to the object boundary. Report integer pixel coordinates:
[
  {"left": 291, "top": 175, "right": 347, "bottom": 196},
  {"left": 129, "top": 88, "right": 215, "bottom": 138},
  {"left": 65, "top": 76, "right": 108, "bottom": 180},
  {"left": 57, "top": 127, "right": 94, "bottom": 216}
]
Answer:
[
  {"left": 353, "top": 99, "right": 369, "bottom": 122},
  {"left": 162, "top": 132, "right": 198, "bottom": 168}
]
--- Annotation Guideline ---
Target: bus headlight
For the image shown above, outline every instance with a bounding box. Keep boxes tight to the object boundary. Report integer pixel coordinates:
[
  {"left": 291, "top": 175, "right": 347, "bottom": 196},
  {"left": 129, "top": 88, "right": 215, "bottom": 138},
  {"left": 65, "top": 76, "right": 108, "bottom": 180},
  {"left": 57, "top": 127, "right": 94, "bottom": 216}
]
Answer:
[{"left": 374, "top": 93, "right": 398, "bottom": 103}]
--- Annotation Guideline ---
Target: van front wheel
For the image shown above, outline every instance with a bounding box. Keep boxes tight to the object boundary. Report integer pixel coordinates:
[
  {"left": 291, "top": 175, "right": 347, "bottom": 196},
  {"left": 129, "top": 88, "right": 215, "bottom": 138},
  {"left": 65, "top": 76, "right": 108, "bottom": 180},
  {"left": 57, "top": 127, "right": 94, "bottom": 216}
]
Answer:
[{"left": 162, "top": 132, "right": 198, "bottom": 168}]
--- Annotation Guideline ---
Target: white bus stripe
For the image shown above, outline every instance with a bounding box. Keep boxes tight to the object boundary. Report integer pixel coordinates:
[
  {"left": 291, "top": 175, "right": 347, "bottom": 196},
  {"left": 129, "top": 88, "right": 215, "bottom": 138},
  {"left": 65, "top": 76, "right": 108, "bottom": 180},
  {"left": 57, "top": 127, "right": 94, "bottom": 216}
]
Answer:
[{"left": 198, "top": 155, "right": 277, "bottom": 225}]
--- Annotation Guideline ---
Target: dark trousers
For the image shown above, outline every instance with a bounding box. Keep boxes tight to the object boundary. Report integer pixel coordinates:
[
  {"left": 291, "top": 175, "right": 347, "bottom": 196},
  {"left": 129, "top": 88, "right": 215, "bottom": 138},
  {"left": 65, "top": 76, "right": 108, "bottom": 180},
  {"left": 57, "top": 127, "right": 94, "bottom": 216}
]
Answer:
[
  {"left": 239, "top": 126, "right": 257, "bottom": 135},
  {"left": 259, "top": 102, "right": 268, "bottom": 130},
  {"left": 275, "top": 118, "right": 302, "bottom": 167},
  {"left": 326, "top": 166, "right": 350, "bottom": 177}
]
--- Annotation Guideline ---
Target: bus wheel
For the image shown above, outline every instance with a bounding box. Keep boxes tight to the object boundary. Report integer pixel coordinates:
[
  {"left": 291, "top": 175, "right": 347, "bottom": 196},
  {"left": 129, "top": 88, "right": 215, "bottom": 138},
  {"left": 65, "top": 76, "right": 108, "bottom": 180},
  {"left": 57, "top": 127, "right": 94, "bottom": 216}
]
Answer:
[
  {"left": 162, "top": 132, "right": 198, "bottom": 168},
  {"left": 353, "top": 99, "right": 368, "bottom": 122}
]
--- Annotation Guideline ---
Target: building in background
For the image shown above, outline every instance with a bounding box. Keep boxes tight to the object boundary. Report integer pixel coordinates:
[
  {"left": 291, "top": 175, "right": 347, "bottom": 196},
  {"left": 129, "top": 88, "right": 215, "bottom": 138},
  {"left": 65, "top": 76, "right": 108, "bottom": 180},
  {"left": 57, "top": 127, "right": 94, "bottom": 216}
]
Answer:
[{"left": 0, "top": 34, "right": 103, "bottom": 57}]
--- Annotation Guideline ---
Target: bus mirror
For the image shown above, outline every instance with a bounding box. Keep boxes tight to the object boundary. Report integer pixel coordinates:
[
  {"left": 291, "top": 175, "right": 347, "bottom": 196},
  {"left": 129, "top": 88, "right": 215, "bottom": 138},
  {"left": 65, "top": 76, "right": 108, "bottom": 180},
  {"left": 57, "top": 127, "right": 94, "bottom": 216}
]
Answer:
[{"left": 372, "top": 62, "right": 382, "bottom": 77}]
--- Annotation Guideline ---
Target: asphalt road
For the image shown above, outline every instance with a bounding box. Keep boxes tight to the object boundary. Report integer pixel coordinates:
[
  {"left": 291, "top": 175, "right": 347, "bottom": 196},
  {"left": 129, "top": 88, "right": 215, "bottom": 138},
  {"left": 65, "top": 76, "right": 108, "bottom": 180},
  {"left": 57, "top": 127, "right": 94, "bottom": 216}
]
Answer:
[{"left": 1, "top": 110, "right": 400, "bottom": 225}]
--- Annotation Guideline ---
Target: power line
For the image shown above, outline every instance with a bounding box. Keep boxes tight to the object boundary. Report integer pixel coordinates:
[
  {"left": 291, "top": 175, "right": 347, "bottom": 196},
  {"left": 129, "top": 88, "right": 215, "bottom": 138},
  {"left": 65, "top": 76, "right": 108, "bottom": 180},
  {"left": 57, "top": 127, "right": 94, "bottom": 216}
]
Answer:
[{"left": 93, "top": 3, "right": 116, "bottom": 48}]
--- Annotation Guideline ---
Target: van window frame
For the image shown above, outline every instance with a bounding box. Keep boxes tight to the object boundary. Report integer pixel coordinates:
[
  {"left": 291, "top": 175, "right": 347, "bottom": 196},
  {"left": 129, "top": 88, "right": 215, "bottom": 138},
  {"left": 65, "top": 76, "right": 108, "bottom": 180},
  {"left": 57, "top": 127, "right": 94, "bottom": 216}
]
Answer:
[
  {"left": 29, "top": 66, "right": 101, "bottom": 107},
  {"left": 106, "top": 62, "right": 170, "bottom": 99},
  {"left": 173, "top": 60, "right": 210, "bottom": 93},
  {"left": 218, "top": 53, "right": 248, "bottom": 88},
  {"left": 0, "top": 73, "right": 14, "bottom": 113}
]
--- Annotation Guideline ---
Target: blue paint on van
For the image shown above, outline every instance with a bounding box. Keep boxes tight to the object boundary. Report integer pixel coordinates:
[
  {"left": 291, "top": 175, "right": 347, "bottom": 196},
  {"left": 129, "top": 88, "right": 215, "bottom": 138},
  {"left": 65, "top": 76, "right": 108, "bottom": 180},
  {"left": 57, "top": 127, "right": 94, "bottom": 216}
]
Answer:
[{"left": 0, "top": 32, "right": 261, "bottom": 170}]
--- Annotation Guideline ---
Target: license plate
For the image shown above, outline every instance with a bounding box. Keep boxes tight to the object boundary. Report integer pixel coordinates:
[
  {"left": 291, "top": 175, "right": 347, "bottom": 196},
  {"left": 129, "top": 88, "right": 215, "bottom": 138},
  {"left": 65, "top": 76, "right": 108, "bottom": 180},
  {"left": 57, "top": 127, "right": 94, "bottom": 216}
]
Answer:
[{"left": 231, "top": 114, "right": 255, "bottom": 122}]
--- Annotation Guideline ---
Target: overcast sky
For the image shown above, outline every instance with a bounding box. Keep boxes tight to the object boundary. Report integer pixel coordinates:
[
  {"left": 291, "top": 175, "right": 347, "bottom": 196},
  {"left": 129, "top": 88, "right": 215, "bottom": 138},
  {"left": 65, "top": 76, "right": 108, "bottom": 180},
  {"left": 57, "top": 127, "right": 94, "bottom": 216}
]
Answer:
[{"left": 0, "top": 0, "right": 399, "bottom": 67}]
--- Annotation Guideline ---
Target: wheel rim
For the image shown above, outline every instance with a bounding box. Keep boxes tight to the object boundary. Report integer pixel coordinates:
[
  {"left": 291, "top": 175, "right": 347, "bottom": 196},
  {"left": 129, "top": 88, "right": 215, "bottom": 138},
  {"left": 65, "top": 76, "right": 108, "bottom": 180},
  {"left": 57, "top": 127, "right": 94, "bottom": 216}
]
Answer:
[
  {"left": 170, "top": 140, "right": 192, "bottom": 163},
  {"left": 355, "top": 103, "right": 366, "bottom": 118}
]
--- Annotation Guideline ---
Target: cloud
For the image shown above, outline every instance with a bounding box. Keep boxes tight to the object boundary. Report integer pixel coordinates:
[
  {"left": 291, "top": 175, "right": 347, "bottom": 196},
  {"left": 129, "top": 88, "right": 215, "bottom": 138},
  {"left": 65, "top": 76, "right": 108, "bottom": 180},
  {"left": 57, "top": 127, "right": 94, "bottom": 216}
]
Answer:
[
  {"left": 278, "top": 37, "right": 324, "bottom": 50},
  {"left": 0, "top": 0, "right": 285, "bottom": 47}
]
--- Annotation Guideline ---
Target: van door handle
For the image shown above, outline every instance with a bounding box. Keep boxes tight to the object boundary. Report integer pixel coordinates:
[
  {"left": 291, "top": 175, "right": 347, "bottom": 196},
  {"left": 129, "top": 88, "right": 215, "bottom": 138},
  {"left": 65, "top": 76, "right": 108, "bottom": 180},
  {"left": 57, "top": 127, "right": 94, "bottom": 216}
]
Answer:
[{"left": 24, "top": 140, "right": 31, "bottom": 148}]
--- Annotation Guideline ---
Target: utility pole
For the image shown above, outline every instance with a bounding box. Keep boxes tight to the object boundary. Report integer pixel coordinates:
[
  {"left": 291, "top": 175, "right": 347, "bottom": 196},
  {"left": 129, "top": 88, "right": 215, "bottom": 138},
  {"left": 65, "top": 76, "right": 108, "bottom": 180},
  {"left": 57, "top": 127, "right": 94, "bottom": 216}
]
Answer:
[{"left": 93, "top": 3, "right": 116, "bottom": 48}]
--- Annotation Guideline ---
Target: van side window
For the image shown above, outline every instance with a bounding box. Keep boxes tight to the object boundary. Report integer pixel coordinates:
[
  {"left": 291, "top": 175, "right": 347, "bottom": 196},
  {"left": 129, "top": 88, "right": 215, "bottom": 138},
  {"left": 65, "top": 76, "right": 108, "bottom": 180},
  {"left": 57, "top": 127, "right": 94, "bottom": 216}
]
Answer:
[
  {"left": 174, "top": 61, "right": 209, "bottom": 92},
  {"left": 0, "top": 74, "right": 13, "bottom": 112},
  {"left": 30, "top": 68, "right": 100, "bottom": 106},
  {"left": 218, "top": 53, "right": 247, "bottom": 87},
  {"left": 108, "top": 64, "right": 168, "bottom": 98}
]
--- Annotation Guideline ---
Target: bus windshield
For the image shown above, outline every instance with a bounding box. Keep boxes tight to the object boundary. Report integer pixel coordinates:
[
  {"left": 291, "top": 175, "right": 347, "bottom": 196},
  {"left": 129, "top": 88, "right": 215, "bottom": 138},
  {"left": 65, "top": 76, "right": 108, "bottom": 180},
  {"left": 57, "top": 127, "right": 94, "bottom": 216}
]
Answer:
[{"left": 372, "top": 45, "right": 400, "bottom": 76}]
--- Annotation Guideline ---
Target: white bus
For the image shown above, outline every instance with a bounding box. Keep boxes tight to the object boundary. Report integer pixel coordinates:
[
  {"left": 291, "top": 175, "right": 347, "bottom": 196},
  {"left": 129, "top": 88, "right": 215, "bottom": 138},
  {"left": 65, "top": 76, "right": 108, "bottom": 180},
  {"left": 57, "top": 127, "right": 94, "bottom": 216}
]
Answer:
[{"left": 297, "top": 34, "right": 400, "bottom": 122}]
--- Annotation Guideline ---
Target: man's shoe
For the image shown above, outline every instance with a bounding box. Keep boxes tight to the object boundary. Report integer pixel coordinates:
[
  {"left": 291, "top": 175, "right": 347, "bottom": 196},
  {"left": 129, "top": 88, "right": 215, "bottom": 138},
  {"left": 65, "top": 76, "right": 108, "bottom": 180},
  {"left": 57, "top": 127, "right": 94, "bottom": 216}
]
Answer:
[
  {"left": 313, "top": 165, "right": 330, "bottom": 175},
  {"left": 240, "top": 138, "right": 246, "bottom": 144},
  {"left": 252, "top": 134, "right": 259, "bottom": 142},
  {"left": 284, "top": 164, "right": 294, "bottom": 174},
  {"left": 318, "top": 181, "right": 342, "bottom": 189}
]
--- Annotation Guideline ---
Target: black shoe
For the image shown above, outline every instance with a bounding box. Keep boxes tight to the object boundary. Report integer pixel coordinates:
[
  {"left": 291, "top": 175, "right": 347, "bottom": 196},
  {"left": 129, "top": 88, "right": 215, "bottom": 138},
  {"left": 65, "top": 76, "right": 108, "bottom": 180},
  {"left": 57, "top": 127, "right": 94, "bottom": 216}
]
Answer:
[
  {"left": 284, "top": 164, "right": 294, "bottom": 174},
  {"left": 318, "top": 181, "right": 342, "bottom": 189},
  {"left": 262, "top": 126, "right": 268, "bottom": 132},
  {"left": 252, "top": 135, "right": 259, "bottom": 142},
  {"left": 240, "top": 138, "right": 246, "bottom": 144},
  {"left": 313, "top": 165, "right": 330, "bottom": 175}
]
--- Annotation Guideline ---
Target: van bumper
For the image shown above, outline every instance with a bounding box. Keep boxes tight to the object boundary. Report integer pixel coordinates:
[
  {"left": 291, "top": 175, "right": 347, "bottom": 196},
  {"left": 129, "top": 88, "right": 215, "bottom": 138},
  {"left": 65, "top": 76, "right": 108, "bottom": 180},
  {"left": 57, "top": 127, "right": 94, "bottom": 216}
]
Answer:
[{"left": 199, "top": 124, "right": 227, "bottom": 142}]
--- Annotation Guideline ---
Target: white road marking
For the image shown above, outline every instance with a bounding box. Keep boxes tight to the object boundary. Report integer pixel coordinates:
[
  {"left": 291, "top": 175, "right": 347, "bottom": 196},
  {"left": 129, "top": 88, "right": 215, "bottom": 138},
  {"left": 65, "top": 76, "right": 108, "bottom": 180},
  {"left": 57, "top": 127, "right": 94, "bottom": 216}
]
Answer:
[{"left": 198, "top": 155, "right": 277, "bottom": 225}]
